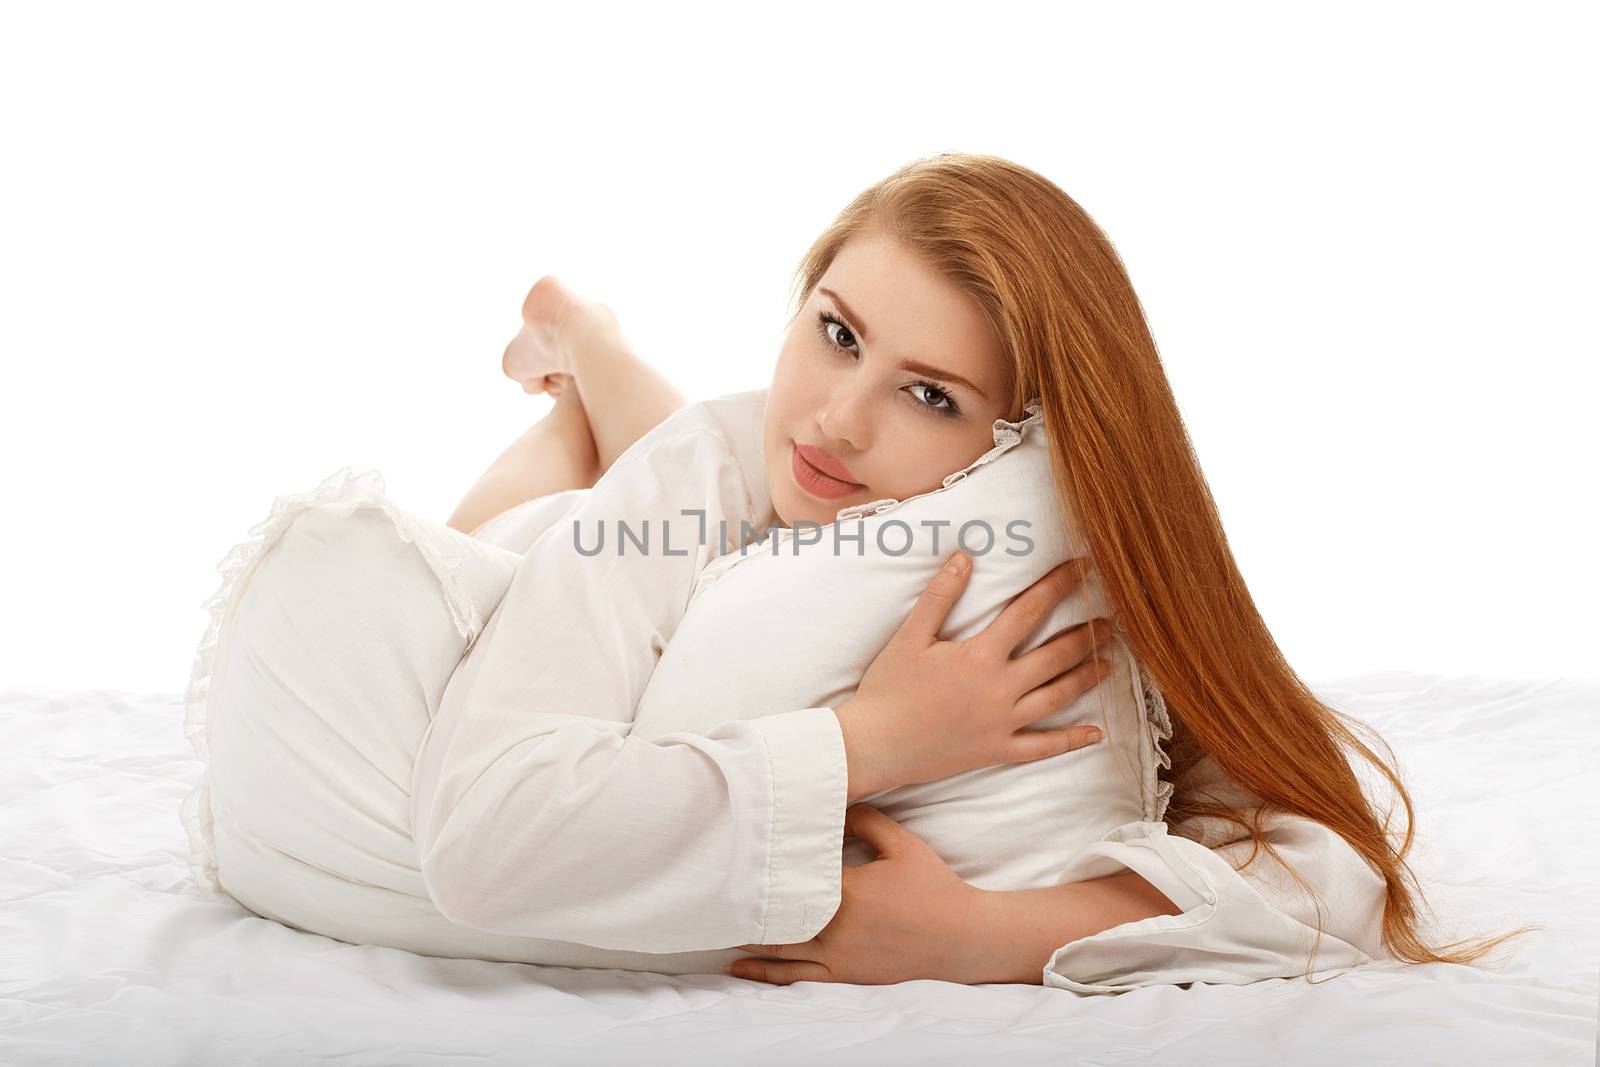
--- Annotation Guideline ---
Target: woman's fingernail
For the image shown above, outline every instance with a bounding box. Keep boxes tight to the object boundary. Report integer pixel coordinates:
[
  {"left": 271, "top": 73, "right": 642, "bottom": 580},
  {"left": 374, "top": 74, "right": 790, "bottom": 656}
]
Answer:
[
  {"left": 1085, "top": 728, "right": 1103, "bottom": 742},
  {"left": 945, "top": 552, "right": 968, "bottom": 575}
]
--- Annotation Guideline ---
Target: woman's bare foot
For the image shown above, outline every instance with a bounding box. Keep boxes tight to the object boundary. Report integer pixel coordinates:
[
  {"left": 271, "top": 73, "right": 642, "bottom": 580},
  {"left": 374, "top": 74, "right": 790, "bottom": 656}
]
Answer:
[
  {"left": 496, "top": 273, "right": 689, "bottom": 476},
  {"left": 502, "top": 275, "right": 621, "bottom": 396}
]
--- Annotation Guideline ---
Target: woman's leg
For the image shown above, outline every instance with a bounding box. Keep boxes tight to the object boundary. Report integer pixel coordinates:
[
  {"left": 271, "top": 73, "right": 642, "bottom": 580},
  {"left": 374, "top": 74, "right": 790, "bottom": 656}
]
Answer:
[
  {"left": 568, "top": 321, "right": 691, "bottom": 475},
  {"left": 446, "top": 385, "right": 600, "bottom": 535},
  {"left": 448, "top": 287, "right": 691, "bottom": 537}
]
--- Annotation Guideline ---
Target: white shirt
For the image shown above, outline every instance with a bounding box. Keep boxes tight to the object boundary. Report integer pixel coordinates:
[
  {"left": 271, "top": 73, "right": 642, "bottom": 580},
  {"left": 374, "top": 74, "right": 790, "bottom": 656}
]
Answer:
[{"left": 411, "top": 392, "right": 1390, "bottom": 991}]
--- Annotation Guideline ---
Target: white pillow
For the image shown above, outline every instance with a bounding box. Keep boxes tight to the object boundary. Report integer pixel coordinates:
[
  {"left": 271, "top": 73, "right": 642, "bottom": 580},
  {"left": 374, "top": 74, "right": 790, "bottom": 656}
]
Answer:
[
  {"left": 634, "top": 390, "right": 1173, "bottom": 890},
  {"left": 184, "top": 471, "right": 758, "bottom": 975}
]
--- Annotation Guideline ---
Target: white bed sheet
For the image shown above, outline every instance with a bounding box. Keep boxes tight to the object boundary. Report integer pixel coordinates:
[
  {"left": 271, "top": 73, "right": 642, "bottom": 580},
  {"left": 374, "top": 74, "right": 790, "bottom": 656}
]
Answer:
[{"left": 1, "top": 671, "right": 1595, "bottom": 1066}]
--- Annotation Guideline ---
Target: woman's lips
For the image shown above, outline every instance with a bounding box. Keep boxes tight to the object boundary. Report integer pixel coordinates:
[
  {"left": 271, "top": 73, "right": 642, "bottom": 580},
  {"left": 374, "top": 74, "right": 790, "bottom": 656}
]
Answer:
[
  {"left": 791, "top": 442, "right": 864, "bottom": 500},
  {"left": 795, "top": 442, "right": 858, "bottom": 483}
]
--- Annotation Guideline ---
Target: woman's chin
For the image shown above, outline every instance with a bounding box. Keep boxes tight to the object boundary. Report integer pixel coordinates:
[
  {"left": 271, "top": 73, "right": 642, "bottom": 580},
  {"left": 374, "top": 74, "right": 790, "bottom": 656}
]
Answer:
[
  {"left": 770, "top": 484, "right": 850, "bottom": 531},
  {"left": 789, "top": 510, "right": 842, "bottom": 531}
]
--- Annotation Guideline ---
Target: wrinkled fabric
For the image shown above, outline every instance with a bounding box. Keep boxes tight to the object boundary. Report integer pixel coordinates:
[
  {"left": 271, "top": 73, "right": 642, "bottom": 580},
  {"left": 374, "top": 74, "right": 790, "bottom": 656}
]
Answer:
[
  {"left": 1039, "top": 749, "right": 1392, "bottom": 992},
  {"left": 411, "top": 391, "right": 850, "bottom": 953},
  {"left": 12, "top": 675, "right": 1591, "bottom": 1062},
  {"left": 185, "top": 472, "right": 838, "bottom": 974}
]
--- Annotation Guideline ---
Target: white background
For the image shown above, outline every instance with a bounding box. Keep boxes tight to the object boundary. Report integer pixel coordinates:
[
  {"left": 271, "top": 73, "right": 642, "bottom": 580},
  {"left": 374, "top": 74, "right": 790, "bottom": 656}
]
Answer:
[{"left": 2, "top": 1, "right": 1594, "bottom": 696}]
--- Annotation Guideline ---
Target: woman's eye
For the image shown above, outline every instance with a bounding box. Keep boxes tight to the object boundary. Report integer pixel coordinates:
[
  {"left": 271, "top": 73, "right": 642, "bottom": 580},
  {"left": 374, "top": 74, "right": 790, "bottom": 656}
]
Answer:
[
  {"left": 816, "top": 311, "right": 858, "bottom": 354},
  {"left": 909, "top": 382, "right": 960, "bottom": 417}
]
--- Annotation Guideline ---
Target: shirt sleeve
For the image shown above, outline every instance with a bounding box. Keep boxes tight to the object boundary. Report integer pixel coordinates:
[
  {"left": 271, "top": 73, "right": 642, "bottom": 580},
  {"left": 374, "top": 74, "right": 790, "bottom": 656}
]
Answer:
[
  {"left": 1039, "top": 751, "right": 1392, "bottom": 993},
  {"left": 410, "top": 421, "right": 848, "bottom": 954}
]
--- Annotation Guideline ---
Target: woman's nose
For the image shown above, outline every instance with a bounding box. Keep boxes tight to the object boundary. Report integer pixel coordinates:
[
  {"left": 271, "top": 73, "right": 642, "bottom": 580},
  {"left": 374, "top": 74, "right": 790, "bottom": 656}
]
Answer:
[{"left": 816, "top": 391, "right": 869, "bottom": 452}]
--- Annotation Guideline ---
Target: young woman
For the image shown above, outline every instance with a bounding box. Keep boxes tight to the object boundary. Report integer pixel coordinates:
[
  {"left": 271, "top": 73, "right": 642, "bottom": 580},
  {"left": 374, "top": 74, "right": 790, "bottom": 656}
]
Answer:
[{"left": 447, "top": 153, "right": 1533, "bottom": 989}]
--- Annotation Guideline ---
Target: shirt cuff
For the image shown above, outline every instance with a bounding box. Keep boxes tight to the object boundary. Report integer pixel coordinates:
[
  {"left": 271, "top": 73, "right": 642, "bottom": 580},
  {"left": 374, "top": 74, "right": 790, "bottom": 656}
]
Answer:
[
  {"left": 1041, "top": 821, "right": 1377, "bottom": 994},
  {"left": 749, "top": 705, "right": 849, "bottom": 945}
]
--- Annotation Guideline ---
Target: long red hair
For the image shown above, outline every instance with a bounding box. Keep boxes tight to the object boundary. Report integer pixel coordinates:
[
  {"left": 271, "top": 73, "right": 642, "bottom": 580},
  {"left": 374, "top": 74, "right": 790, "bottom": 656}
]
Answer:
[{"left": 787, "top": 152, "right": 1537, "bottom": 977}]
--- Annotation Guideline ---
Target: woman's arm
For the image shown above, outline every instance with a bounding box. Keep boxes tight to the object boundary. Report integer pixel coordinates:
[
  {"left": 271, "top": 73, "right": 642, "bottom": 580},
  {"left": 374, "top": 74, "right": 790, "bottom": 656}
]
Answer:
[
  {"left": 730, "top": 779, "right": 1388, "bottom": 989},
  {"left": 972, "top": 870, "right": 1184, "bottom": 985},
  {"left": 728, "top": 804, "right": 1180, "bottom": 986}
]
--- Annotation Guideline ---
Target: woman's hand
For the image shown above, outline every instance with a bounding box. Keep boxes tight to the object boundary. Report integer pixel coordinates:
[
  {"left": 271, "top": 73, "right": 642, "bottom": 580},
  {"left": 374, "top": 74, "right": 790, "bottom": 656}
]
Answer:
[
  {"left": 729, "top": 804, "right": 999, "bottom": 985},
  {"left": 834, "top": 552, "right": 1116, "bottom": 801},
  {"left": 502, "top": 275, "right": 621, "bottom": 397}
]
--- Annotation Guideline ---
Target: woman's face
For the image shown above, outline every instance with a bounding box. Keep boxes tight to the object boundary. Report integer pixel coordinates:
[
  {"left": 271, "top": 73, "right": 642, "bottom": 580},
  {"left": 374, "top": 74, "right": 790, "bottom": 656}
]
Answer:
[{"left": 763, "top": 230, "right": 1014, "bottom": 530}]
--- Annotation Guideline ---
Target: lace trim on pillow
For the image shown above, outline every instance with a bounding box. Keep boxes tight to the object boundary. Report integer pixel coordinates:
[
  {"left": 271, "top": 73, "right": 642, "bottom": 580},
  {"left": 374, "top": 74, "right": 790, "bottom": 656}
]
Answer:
[
  {"left": 1132, "top": 654, "right": 1176, "bottom": 823},
  {"left": 179, "top": 465, "right": 485, "bottom": 894},
  {"left": 829, "top": 398, "right": 1046, "bottom": 524}
]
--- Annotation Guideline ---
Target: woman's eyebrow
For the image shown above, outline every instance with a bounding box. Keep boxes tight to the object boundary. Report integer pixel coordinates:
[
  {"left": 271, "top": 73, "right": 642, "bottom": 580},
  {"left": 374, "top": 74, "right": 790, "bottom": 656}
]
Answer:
[
  {"left": 819, "top": 287, "right": 874, "bottom": 343},
  {"left": 818, "top": 286, "right": 990, "bottom": 400},
  {"left": 901, "top": 358, "right": 989, "bottom": 401}
]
